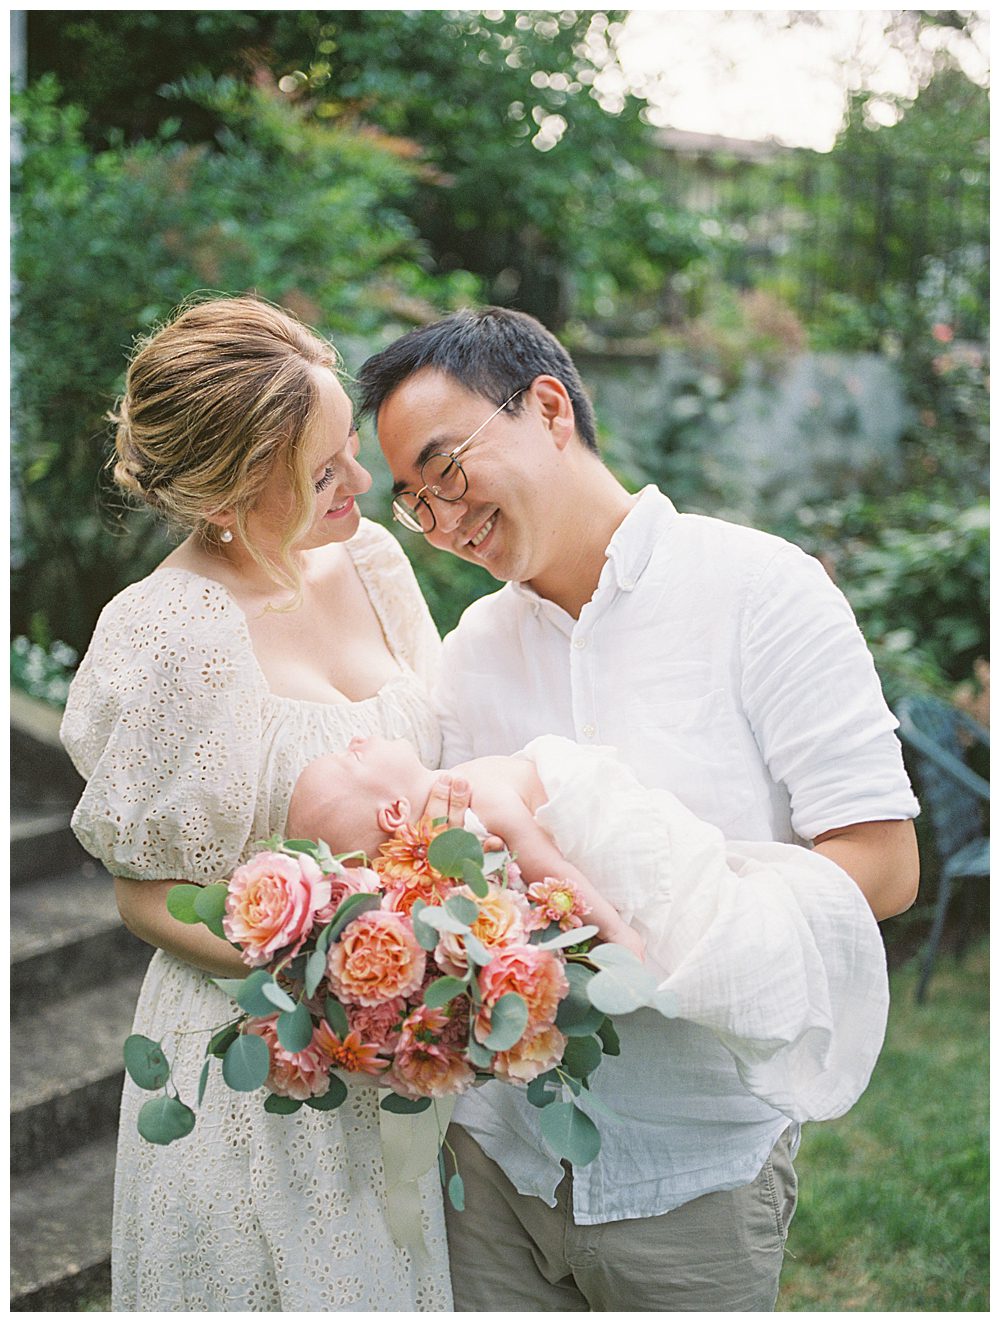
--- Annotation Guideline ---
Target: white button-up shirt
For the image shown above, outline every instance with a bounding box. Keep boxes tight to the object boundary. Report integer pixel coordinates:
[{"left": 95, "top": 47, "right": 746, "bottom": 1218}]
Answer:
[{"left": 435, "top": 486, "right": 918, "bottom": 1224}]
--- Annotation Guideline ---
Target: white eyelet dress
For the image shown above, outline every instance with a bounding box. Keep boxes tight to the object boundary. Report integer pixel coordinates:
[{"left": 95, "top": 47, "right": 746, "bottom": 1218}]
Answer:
[{"left": 60, "top": 520, "right": 452, "bottom": 1312}]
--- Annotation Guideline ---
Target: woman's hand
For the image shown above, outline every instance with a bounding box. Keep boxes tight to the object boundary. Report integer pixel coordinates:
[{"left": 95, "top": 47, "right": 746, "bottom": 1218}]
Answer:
[{"left": 424, "top": 774, "right": 506, "bottom": 852}]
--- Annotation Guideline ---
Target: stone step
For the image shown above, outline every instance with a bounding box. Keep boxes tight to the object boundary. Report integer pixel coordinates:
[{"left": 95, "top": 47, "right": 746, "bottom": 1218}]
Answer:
[
  {"left": 11, "top": 814, "right": 92, "bottom": 887},
  {"left": 10, "top": 865, "right": 151, "bottom": 1011},
  {"left": 11, "top": 971, "right": 146, "bottom": 1176},
  {"left": 10, "top": 1132, "right": 115, "bottom": 1311}
]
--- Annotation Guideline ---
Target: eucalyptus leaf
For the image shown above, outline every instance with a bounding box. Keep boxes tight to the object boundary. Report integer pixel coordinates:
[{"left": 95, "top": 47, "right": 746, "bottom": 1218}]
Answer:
[
  {"left": 276, "top": 1001, "right": 314, "bottom": 1053},
  {"left": 424, "top": 975, "right": 468, "bottom": 1009},
  {"left": 438, "top": 1150, "right": 447, "bottom": 1184},
  {"left": 538, "top": 1100, "right": 601, "bottom": 1166},
  {"left": 462, "top": 932, "right": 492, "bottom": 966},
  {"left": 261, "top": 980, "right": 298, "bottom": 1014},
  {"left": 526, "top": 1073, "right": 559, "bottom": 1108},
  {"left": 304, "top": 947, "right": 328, "bottom": 999},
  {"left": 137, "top": 1095, "right": 196, "bottom": 1145},
  {"left": 466, "top": 1038, "right": 494, "bottom": 1070},
  {"left": 556, "top": 965, "right": 605, "bottom": 1037},
  {"left": 327, "top": 892, "right": 382, "bottom": 944},
  {"left": 482, "top": 992, "right": 529, "bottom": 1052},
  {"left": 314, "top": 922, "right": 334, "bottom": 957},
  {"left": 165, "top": 883, "right": 202, "bottom": 925},
  {"left": 380, "top": 1092, "right": 433, "bottom": 1114},
  {"left": 193, "top": 882, "right": 230, "bottom": 939},
  {"left": 536, "top": 924, "right": 599, "bottom": 951},
  {"left": 411, "top": 907, "right": 440, "bottom": 951},
  {"left": 207, "top": 1021, "right": 241, "bottom": 1058},
  {"left": 585, "top": 947, "right": 659, "bottom": 1015},
  {"left": 561, "top": 1034, "right": 603, "bottom": 1079},
  {"left": 461, "top": 860, "right": 489, "bottom": 897},
  {"left": 234, "top": 969, "right": 280, "bottom": 1018},
  {"left": 264, "top": 1092, "right": 303, "bottom": 1115},
  {"left": 447, "top": 1172, "right": 466, "bottom": 1212},
  {"left": 281, "top": 839, "right": 323, "bottom": 862},
  {"left": 324, "top": 996, "right": 350, "bottom": 1038},
  {"left": 222, "top": 1033, "right": 271, "bottom": 1092},
  {"left": 576, "top": 1082, "right": 626, "bottom": 1122},
  {"left": 428, "top": 827, "right": 484, "bottom": 877},
  {"left": 445, "top": 894, "right": 480, "bottom": 926},
  {"left": 416, "top": 905, "right": 470, "bottom": 936},
  {"left": 304, "top": 1074, "right": 348, "bottom": 1110},
  {"left": 197, "top": 1057, "right": 211, "bottom": 1107},
  {"left": 596, "top": 1018, "right": 621, "bottom": 1057},
  {"left": 481, "top": 849, "right": 509, "bottom": 877},
  {"left": 123, "top": 1034, "right": 170, "bottom": 1090}
]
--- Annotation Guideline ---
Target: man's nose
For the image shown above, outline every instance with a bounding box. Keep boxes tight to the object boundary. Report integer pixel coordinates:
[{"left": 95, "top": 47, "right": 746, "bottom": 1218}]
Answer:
[{"left": 430, "top": 496, "right": 469, "bottom": 536}]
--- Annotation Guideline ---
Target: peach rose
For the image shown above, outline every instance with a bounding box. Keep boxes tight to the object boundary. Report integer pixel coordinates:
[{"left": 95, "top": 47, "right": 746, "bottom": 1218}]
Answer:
[
  {"left": 346, "top": 997, "right": 408, "bottom": 1053},
  {"left": 475, "top": 944, "right": 569, "bottom": 1042},
  {"left": 492, "top": 1023, "right": 568, "bottom": 1084},
  {"left": 224, "top": 851, "right": 332, "bottom": 967},
  {"left": 326, "top": 910, "right": 426, "bottom": 1006},
  {"left": 246, "top": 1017, "right": 332, "bottom": 1101},
  {"left": 434, "top": 883, "right": 529, "bottom": 977}
]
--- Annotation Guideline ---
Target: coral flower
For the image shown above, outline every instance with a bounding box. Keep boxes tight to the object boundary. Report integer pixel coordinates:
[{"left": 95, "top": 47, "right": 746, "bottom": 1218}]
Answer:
[
  {"left": 313, "top": 1022, "right": 387, "bottom": 1077},
  {"left": 246, "top": 1017, "right": 332, "bottom": 1101},
  {"left": 313, "top": 867, "right": 383, "bottom": 926},
  {"left": 224, "top": 851, "right": 332, "bottom": 967},
  {"left": 435, "top": 883, "right": 529, "bottom": 976},
  {"left": 389, "top": 1041, "right": 476, "bottom": 1099},
  {"left": 475, "top": 944, "right": 569, "bottom": 1043},
  {"left": 492, "top": 1024, "right": 568, "bottom": 1085},
  {"left": 326, "top": 910, "right": 426, "bottom": 1006},
  {"left": 374, "top": 815, "right": 449, "bottom": 899},
  {"left": 346, "top": 997, "right": 408, "bottom": 1053},
  {"left": 526, "top": 877, "right": 591, "bottom": 932}
]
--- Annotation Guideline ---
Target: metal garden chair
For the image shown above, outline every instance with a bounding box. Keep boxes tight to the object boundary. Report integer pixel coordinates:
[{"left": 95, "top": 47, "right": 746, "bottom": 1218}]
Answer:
[{"left": 896, "top": 694, "right": 989, "bottom": 1003}]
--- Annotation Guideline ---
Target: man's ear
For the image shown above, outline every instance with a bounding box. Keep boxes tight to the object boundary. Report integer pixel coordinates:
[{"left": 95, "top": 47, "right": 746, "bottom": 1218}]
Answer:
[
  {"left": 529, "top": 376, "right": 576, "bottom": 450},
  {"left": 377, "top": 796, "right": 411, "bottom": 833}
]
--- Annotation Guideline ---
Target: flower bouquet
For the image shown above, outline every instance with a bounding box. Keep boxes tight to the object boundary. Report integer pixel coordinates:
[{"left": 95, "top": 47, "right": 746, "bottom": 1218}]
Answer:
[{"left": 124, "top": 819, "right": 669, "bottom": 1204}]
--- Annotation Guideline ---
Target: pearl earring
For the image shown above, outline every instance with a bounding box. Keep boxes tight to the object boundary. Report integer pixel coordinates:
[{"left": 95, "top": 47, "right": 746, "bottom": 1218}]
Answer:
[{"left": 219, "top": 528, "right": 233, "bottom": 543}]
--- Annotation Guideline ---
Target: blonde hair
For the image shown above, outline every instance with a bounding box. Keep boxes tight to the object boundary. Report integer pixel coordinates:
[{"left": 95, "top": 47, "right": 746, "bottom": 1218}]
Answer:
[{"left": 111, "top": 294, "right": 341, "bottom": 595}]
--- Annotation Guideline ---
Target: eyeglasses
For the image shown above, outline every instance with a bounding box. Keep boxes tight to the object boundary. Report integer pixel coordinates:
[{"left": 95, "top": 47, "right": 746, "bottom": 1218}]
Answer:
[{"left": 391, "top": 390, "right": 524, "bottom": 534}]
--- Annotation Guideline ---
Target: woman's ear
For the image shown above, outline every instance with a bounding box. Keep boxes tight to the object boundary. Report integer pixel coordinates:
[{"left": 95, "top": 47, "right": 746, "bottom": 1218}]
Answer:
[
  {"left": 529, "top": 375, "right": 576, "bottom": 450},
  {"left": 377, "top": 797, "right": 411, "bottom": 834}
]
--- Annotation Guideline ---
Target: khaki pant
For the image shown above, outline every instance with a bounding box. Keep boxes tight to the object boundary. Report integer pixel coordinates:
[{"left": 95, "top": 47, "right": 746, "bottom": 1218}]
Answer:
[{"left": 443, "top": 1123, "right": 797, "bottom": 1312}]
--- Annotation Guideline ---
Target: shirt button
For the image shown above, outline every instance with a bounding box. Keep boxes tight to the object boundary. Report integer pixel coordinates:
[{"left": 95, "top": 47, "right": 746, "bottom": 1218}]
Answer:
[
  {"left": 621, "top": 578, "right": 635, "bottom": 590},
  {"left": 582, "top": 724, "right": 596, "bottom": 738},
  {"left": 573, "top": 637, "right": 587, "bottom": 649}
]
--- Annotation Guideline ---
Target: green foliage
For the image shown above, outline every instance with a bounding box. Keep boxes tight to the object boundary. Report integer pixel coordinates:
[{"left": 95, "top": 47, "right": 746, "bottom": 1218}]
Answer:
[
  {"left": 427, "top": 828, "right": 484, "bottom": 878},
  {"left": 9, "top": 636, "right": 78, "bottom": 707},
  {"left": 136, "top": 1095, "right": 196, "bottom": 1145},
  {"left": 481, "top": 993, "right": 530, "bottom": 1052},
  {"left": 539, "top": 1099, "right": 601, "bottom": 1166},
  {"left": 221, "top": 1032, "right": 271, "bottom": 1091},
  {"left": 123, "top": 1034, "right": 170, "bottom": 1090}
]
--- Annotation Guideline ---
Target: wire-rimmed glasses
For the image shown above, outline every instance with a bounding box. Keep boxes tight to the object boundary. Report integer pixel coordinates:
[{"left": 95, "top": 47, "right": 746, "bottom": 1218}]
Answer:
[{"left": 390, "top": 389, "right": 524, "bottom": 534}]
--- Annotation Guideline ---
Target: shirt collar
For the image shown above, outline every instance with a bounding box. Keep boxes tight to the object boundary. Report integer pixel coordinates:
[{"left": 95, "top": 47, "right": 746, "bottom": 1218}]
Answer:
[{"left": 510, "top": 484, "right": 677, "bottom": 616}]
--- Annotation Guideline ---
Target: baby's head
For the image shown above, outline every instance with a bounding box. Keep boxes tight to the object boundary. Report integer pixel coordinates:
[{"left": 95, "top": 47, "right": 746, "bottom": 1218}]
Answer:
[{"left": 286, "top": 735, "right": 433, "bottom": 859}]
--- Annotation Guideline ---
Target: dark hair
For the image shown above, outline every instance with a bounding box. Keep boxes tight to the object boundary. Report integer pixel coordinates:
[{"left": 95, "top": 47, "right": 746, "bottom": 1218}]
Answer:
[{"left": 357, "top": 306, "right": 599, "bottom": 452}]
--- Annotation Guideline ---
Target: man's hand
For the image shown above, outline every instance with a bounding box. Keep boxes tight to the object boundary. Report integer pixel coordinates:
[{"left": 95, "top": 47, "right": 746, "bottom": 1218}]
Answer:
[
  {"left": 424, "top": 774, "right": 506, "bottom": 852},
  {"left": 812, "top": 818, "right": 920, "bottom": 920}
]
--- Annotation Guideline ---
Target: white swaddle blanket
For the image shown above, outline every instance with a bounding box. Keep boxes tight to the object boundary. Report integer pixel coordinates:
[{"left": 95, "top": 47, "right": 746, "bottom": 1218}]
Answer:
[{"left": 519, "top": 734, "right": 890, "bottom": 1123}]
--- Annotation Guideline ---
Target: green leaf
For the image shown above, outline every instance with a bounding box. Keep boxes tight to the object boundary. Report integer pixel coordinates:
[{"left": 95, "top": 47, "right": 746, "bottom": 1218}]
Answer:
[
  {"left": 411, "top": 899, "right": 440, "bottom": 951},
  {"left": 304, "top": 1073, "right": 348, "bottom": 1110},
  {"left": 165, "top": 883, "right": 203, "bottom": 925},
  {"left": 314, "top": 922, "right": 334, "bottom": 957},
  {"left": 482, "top": 992, "right": 529, "bottom": 1051},
  {"left": 463, "top": 932, "right": 492, "bottom": 966},
  {"left": 123, "top": 1034, "right": 170, "bottom": 1090},
  {"left": 264, "top": 1092, "right": 303, "bottom": 1114},
  {"left": 277, "top": 1001, "right": 314, "bottom": 1053},
  {"left": 304, "top": 946, "right": 328, "bottom": 999},
  {"left": 207, "top": 1021, "right": 241, "bottom": 1058},
  {"left": 447, "top": 1172, "right": 466, "bottom": 1211},
  {"left": 281, "top": 839, "right": 323, "bottom": 860},
  {"left": 535, "top": 924, "right": 599, "bottom": 951},
  {"left": 424, "top": 975, "right": 468, "bottom": 1009},
  {"left": 324, "top": 996, "right": 350, "bottom": 1038},
  {"left": 261, "top": 980, "right": 297, "bottom": 1014},
  {"left": 197, "top": 1057, "right": 211, "bottom": 1107},
  {"left": 576, "top": 1082, "right": 625, "bottom": 1122},
  {"left": 445, "top": 894, "right": 480, "bottom": 926},
  {"left": 327, "top": 891, "right": 381, "bottom": 943},
  {"left": 466, "top": 1037, "right": 494, "bottom": 1070},
  {"left": 380, "top": 1092, "right": 432, "bottom": 1114},
  {"left": 462, "top": 860, "right": 489, "bottom": 897},
  {"left": 225, "top": 969, "right": 279, "bottom": 1018},
  {"left": 539, "top": 1101, "right": 601, "bottom": 1166},
  {"left": 417, "top": 904, "right": 470, "bottom": 935},
  {"left": 596, "top": 1018, "right": 621, "bottom": 1057},
  {"left": 193, "top": 882, "right": 230, "bottom": 939},
  {"left": 561, "top": 1034, "right": 603, "bottom": 1080},
  {"left": 555, "top": 964, "right": 605, "bottom": 1037},
  {"left": 428, "top": 828, "right": 484, "bottom": 878},
  {"left": 222, "top": 1033, "right": 271, "bottom": 1091},
  {"left": 137, "top": 1095, "right": 196, "bottom": 1145},
  {"left": 585, "top": 944, "right": 659, "bottom": 1015},
  {"left": 526, "top": 1071, "right": 560, "bottom": 1108}
]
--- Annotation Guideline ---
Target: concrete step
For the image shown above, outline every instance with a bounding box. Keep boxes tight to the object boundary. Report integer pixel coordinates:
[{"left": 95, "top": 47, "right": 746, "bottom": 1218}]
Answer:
[
  {"left": 11, "top": 814, "right": 92, "bottom": 886},
  {"left": 11, "top": 971, "right": 146, "bottom": 1176},
  {"left": 10, "top": 866, "right": 151, "bottom": 1011},
  {"left": 10, "top": 1133, "right": 115, "bottom": 1311}
]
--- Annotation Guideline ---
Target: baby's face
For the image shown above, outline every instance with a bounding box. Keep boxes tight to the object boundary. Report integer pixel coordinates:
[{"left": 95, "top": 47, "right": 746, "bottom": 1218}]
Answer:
[{"left": 320, "top": 735, "right": 426, "bottom": 856}]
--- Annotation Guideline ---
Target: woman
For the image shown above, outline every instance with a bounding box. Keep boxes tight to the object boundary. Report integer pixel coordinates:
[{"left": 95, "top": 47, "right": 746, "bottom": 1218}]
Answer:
[{"left": 60, "top": 296, "right": 460, "bottom": 1311}]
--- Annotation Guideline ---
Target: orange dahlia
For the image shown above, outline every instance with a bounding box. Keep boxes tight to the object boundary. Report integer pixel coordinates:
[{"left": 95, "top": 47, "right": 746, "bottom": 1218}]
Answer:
[{"left": 374, "top": 815, "right": 453, "bottom": 914}]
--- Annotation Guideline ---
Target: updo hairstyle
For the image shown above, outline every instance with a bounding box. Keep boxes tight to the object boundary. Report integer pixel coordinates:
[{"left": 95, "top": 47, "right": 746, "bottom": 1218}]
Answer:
[{"left": 111, "top": 295, "right": 341, "bottom": 593}]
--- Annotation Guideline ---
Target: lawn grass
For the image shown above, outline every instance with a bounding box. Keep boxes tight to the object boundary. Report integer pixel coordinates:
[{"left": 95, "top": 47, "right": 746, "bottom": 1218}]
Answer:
[{"left": 777, "top": 940, "right": 989, "bottom": 1312}]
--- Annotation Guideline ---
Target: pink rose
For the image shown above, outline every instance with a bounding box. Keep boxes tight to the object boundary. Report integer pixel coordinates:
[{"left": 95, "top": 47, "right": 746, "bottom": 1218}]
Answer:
[
  {"left": 434, "top": 883, "right": 529, "bottom": 976},
  {"left": 326, "top": 910, "right": 426, "bottom": 1006},
  {"left": 346, "top": 997, "right": 408, "bottom": 1053},
  {"left": 492, "top": 1023, "right": 567, "bottom": 1084},
  {"left": 313, "top": 866, "right": 383, "bottom": 926},
  {"left": 475, "top": 944, "right": 569, "bottom": 1042},
  {"left": 224, "top": 851, "right": 332, "bottom": 967},
  {"left": 246, "top": 1017, "right": 332, "bottom": 1101}
]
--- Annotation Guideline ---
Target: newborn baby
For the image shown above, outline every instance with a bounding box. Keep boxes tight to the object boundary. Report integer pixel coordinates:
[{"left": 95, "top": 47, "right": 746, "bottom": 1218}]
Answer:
[
  {"left": 288, "top": 733, "right": 891, "bottom": 1124},
  {"left": 287, "top": 731, "right": 644, "bottom": 957}
]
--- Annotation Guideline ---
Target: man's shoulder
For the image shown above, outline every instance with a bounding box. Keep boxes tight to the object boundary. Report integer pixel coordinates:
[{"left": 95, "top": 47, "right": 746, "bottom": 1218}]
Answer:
[
  {"left": 670, "top": 510, "right": 794, "bottom": 563},
  {"left": 442, "top": 584, "right": 522, "bottom": 651}
]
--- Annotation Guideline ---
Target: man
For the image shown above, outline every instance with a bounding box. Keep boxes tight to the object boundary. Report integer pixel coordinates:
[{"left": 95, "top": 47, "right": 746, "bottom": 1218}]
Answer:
[{"left": 358, "top": 307, "right": 919, "bottom": 1311}]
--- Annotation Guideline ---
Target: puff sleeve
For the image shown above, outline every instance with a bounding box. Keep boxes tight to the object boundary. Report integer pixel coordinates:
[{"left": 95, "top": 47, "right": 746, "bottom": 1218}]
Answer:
[{"left": 60, "top": 573, "right": 264, "bottom": 883}]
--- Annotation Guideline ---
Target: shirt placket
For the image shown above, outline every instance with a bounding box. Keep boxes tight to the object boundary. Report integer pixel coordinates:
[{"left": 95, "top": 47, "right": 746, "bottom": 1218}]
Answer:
[{"left": 569, "top": 588, "right": 612, "bottom": 747}]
